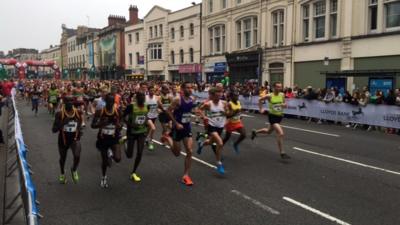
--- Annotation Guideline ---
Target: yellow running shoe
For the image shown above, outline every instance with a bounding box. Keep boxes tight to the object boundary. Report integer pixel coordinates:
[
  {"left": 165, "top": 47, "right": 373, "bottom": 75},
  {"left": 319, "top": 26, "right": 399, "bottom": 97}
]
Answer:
[
  {"left": 130, "top": 173, "right": 141, "bottom": 182},
  {"left": 59, "top": 174, "right": 67, "bottom": 184}
]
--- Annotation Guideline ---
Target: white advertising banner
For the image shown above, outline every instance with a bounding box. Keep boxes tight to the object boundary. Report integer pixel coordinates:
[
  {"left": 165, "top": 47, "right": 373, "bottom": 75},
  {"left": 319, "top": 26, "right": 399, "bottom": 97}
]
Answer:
[{"left": 193, "top": 92, "right": 400, "bottom": 128}]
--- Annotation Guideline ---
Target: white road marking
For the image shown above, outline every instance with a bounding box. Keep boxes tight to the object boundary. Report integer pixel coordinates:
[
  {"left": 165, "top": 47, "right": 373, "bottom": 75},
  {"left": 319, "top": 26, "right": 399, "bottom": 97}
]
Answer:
[
  {"left": 265, "top": 123, "right": 340, "bottom": 137},
  {"left": 191, "top": 122, "right": 241, "bottom": 135},
  {"left": 240, "top": 114, "right": 254, "bottom": 118},
  {"left": 283, "top": 197, "right": 351, "bottom": 225},
  {"left": 231, "top": 190, "right": 280, "bottom": 215},
  {"left": 152, "top": 139, "right": 217, "bottom": 169},
  {"left": 293, "top": 147, "right": 400, "bottom": 176}
]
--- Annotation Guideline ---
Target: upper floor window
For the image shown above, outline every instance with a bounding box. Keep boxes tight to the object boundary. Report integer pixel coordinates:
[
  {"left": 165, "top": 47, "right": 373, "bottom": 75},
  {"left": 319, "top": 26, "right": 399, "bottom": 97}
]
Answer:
[
  {"left": 129, "top": 53, "right": 132, "bottom": 65},
  {"left": 385, "top": 0, "right": 400, "bottom": 28},
  {"left": 136, "top": 52, "right": 140, "bottom": 65},
  {"left": 160, "top": 24, "right": 163, "bottom": 37},
  {"left": 237, "top": 0, "right": 242, "bottom": 4},
  {"left": 209, "top": 0, "right": 213, "bottom": 13},
  {"left": 236, "top": 17, "right": 258, "bottom": 49},
  {"left": 128, "top": 34, "right": 132, "bottom": 44},
  {"left": 171, "top": 51, "right": 175, "bottom": 64},
  {"left": 209, "top": 24, "right": 226, "bottom": 54},
  {"left": 135, "top": 32, "right": 140, "bottom": 43},
  {"left": 149, "top": 27, "right": 153, "bottom": 38},
  {"left": 314, "top": 0, "right": 326, "bottom": 39},
  {"left": 369, "top": 0, "right": 378, "bottom": 31},
  {"left": 222, "top": 0, "right": 227, "bottom": 9},
  {"left": 272, "top": 10, "right": 285, "bottom": 46},
  {"left": 190, "top": 23, "right": 195, "bottom": 36},
  {"left": 171, "top": 27, "right": 175, "bottom": 39},
  {"left": 303, "top": 5, "right": 310, "bottom": 41},
  {"left": 189, "top": 48, "right": 194, "bottom": 63},
  {"left": 155, "top": 26, "right": 158, "bottom": 37},
  {"left": 180, "top": 25, "right": 184, "bottom": 38},
  {"left": 149, "top": 43, "right": 162, "bottom": 60},
  {"left": 330, "top": 0, "right": 338, "bottom": 37},
  {"left": 179, "top": 49, "right": 184, "bottom": 63}
]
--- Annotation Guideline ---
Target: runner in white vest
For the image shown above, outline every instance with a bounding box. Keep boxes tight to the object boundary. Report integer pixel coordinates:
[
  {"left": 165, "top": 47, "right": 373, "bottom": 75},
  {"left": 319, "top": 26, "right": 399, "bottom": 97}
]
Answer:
[{"left": 145, "top": 86, "right": 159, "bottom": 151}]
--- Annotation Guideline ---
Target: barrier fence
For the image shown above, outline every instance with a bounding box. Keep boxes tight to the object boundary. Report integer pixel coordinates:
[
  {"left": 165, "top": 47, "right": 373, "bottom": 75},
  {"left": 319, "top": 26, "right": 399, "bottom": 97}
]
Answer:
[
  {"left": 4, "top": 89, "right": 41, "bottom": 224},
  {"left": 193, "top": 92, "right": 400, "bottom": 129}
]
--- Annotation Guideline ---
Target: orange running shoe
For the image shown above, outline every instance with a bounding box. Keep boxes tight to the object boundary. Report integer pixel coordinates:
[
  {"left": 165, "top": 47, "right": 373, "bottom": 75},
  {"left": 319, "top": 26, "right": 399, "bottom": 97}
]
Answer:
[{"left": 182, "top": 175, "right": 194, "bottom": 186}]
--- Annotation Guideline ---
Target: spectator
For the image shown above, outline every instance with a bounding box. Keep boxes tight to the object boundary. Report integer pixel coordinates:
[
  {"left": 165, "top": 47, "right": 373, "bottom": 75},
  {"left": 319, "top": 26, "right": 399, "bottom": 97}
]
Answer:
[
  {"left": 304, "top": 86, "right": 318, "bottom": 100},
  {"left": 334, "top": 88, "right": 343, "bottom": 102},
  {"left": 323, "top": 88, "right": 335, "bottom": 103},
  {"left": 285, "top": 88, "right": 295, "bottom": 98},
  {"left": 396, "top": 88, "right": 400, "bottom": 106},
  {"left": 384, "top": 89, "right": 396, "bottom": 105},
  {"left": 358, "top": 93, "right": 368, "bottom": 107}
]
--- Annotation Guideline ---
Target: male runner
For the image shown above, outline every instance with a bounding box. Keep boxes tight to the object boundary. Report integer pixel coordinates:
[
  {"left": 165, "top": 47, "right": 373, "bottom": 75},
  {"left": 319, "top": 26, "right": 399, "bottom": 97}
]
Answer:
[
  {"left": 52, "top": 95, "right": 83, "bottom": 184},
  {"left": 91, "top": 93, "right": 123, "bottom": 188},
  {"left": 223, "top": 90, "right": 246, "bottom": 153},
  {"left": 164, "top": 82, "right": 195, "bottom": 186},
  {"left": 123, "top": 92, "right": 148, "bottom": 182},
  {"left": 48, "top": 83, "right": 59, "bottom": 115},
  {"left": 145, "top": 86, "right": 159, "bottom": 151},
  {"left": 196, "top": 88, "right": 228, "bottom": 174},
  {"left": 251, "top": 82, "right": 290, "bottom": 159}
]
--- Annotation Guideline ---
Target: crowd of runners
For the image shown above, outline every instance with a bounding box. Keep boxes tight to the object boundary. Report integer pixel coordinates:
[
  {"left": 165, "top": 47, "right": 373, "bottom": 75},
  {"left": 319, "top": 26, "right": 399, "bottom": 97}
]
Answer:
[{"left": 15, "top": 79, "right": 290, "bottom": 188}]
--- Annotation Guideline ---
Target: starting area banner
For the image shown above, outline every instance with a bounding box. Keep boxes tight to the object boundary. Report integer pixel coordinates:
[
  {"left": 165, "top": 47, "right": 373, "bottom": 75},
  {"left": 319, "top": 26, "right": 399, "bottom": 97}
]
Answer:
[{"left": 193, "top": 92, "right": 400, "bottom": 129}]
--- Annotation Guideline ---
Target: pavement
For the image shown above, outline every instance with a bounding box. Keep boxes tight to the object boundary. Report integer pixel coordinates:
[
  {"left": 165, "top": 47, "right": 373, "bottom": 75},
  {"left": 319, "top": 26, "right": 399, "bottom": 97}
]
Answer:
[{"left": 16, "top": 101, "right": 400, "bottom": 225}]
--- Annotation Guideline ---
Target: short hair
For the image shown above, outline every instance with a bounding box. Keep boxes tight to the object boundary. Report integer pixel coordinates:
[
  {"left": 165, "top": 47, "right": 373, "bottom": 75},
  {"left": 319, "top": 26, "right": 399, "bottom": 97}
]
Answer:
[
  {"left": 181, "top": 81, "right": 191, "bottom": 89},
  {"left": 273, "top": 82, "right": 282, "bottom": 87}
]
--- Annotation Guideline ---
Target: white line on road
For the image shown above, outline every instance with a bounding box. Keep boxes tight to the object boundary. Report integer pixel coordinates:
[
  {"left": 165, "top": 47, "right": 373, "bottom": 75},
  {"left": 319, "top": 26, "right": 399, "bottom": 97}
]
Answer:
[
  {"left": 152, "top": 139, "right": 217, "bottom": 169},
  {"left": 265, "top": 123, "right": 340, "bottom": 137},
  {"left": 293, "top": 147, "right": 400, "bottom": 176},
  {"left": 231, "top": 190, "right": 280, "bottom": 215},
  {"left": 283, "top": 197, "right": 351, "bottom": 225},
  {"left": 240, "top": 114, "right": 254, "bottom": 118}
]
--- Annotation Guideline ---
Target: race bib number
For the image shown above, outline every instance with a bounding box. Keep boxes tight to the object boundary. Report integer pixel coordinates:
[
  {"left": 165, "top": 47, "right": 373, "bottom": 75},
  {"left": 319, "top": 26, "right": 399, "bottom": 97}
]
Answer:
[
  {"left": 63, "top": 121, "right": 78, "bottom": 133},
  {"left": 50, "top": 96, "right": 57, "bottom": 102},
  {"left": 135, "top": 116, "right": 146, "bottom": 125},
  {"left": 232, "top": 113, "right": 241, "bottom": 121},
  {"left": 162, "top": 104, "right": 170, "bottom": 110},
  {"left": 102, "top": 125, "right": 116, "bottom": 135},
  {"left": 149, "top": 105, "right": 158, "bottom": 114},
  {"left": 181, "top": 113, "right": 191, "bottom": 124},
  {"left": 214, "top": 116, "right": 224, "bottom": 123},
  {"left": 32, "top": 95, "right": 39, "bottom": 100},
  {"left": 272, "top": 104, "right": 283, "bottom": 112}
]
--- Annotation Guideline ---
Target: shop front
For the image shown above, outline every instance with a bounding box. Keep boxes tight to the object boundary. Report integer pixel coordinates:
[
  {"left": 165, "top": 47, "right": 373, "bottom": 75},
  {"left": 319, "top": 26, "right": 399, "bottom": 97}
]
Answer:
[
  {"left": 125, "top": 68, "right": 145, "bottom": 81},
  {"left": 168, "top": 65, "right": 180, "bottom": 82},
  {"left": 178, "top": 64, "right": 202, "bottom": 83},
  {"left": 205, "top": 62, "right": 227, "bottom": 83},
  {"left": 147, "top": 71, "right": 165, "bottom": 81},
  {"left": 226, "top": 50, "right": 262, "bottom": 84}
]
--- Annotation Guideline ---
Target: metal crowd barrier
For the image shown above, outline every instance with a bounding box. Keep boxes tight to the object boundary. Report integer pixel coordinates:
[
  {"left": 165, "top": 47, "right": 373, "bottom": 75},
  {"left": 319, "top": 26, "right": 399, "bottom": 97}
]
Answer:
[{"left": 4, "top": 89, "right": 41, "bottom": 224}]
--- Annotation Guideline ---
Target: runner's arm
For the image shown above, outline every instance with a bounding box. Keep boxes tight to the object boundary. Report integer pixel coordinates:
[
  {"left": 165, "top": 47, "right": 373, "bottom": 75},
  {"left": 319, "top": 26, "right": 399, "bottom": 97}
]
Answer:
[{"left": 166, "top": 97, "right": 180, "bottom": 126}]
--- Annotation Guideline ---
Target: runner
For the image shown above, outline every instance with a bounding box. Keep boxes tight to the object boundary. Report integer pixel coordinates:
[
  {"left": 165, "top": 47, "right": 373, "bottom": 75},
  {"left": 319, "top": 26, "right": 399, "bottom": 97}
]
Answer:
[
  {"left": 145, "top": 86, "right": 159, "bottom": 151},
  {"left": 31, "top": 86, "right": 41, "bottom": 116},
  {"left": 123, "top": 92, "right": 148, "bottom": 182},
  {"left": 164, "top": 82, "right": 195, "bottom": 186},
  {"left": 48, "top": 83, "right": 59, "bottom": 116},
  {"left": 196, "top": 87, "right": 228, "bottom": 175},
  {"left": 251, "top": 82, "right": 291, "bottom": 159},
  {"left": 223, "top": 90, "right": 246, "bottom": 153},
  {"left": 91, "top": 93, "right": 123, "bottom": 188},
  {"left": 51, "top": 95, "right": 83, "bottom": 184},
  {"left": 158, "top": 84, "right": 173, "bottom": 145}
]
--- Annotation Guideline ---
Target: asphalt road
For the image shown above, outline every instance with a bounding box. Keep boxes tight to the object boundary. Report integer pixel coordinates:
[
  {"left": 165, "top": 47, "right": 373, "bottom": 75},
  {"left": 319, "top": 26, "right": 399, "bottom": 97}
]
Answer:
[{"left": 17, "top": 101, "right": 400, "bottom": 225}]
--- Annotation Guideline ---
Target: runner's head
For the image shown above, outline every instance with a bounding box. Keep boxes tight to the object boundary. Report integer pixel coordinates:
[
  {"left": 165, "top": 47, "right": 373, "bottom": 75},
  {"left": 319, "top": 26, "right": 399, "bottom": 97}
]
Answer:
[
  {"left": 209, "top": 87, "right": 221, "bottom": 101},
  {"left": 63, "top": 95, "right": 74, "bottom": 111},
  {"left": 50, "top": 83, "right": 56, "bottom": 90},
  {"left": 181, "top": 82, "right": 192, "bottom": 97},
  {"left": 273, "top": 82, "right": 283, "bottom": 93},
  {"left": 161, "top": 84, "right": 169, "bottom": 95},
  {"left": 136, "top": 92, "right": 146, "bottom": 106},
  {"left": 230, "top": 90, "right": 240, "bottom": 102},
  {"left": 148, "top": 85, "right": 155, "bottom": 96},
  {"left": 105, "top": 93, "right": 115, "bottom": 109}
]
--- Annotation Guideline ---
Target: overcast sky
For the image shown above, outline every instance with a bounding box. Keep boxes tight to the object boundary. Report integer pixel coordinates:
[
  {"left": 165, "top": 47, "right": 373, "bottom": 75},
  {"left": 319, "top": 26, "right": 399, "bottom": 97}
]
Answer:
[{"left": 0, "top": 0, "right": 201, "bottom": 53}]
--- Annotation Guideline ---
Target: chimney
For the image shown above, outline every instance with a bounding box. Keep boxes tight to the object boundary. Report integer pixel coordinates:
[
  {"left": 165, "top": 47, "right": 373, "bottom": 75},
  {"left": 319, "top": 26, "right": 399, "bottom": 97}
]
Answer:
[{"left": 129, "top": 5, "right": 139, "bottom": 25}]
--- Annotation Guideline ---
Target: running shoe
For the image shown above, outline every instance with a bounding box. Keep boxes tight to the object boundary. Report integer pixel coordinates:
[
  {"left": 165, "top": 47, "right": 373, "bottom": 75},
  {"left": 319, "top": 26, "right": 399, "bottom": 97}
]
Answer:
[
  {"left": 216, "top": 164, "right": 225, "bottom": 175},
  {"left": 107, "top": 149, "right": 113, "bottom": 167},
  {"left": 148, "top": 141, "right": 155, "bottom": 151},
  {"left": 130, "top": 173, "right": 141, "bottom": 182},
  {"left": 197, "top": 139, "right": 204, "bottom": 155},
  {"left": 181, "top": 175, "right": 194, "bottom": 186},
  {"left": 280, "top": 153, "right": 291, "bottom": 160},
  {"left": 251, "top": 129, "right": 257, "bottom": 140},
  {"left": 100, "top": 176, "right": 109, "bottom": 188},
  {"left": 59, "top": 174, "right": 67, "bottom": 184},
  {"left": 70, "top": 169, "right": 79, "bottom": 184},
  {"left": 233, "top": 143, "right": 240, "bottom": 154}
]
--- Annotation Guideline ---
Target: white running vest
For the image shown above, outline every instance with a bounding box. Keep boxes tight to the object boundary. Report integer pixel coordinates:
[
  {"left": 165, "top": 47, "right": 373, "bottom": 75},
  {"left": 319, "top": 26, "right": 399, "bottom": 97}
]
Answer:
[
  {"left": 146, "top": 95, "right": 158, "bottom": 119},
  {"left": 207, "top": 101, "right": 226, "bottom": 128}
]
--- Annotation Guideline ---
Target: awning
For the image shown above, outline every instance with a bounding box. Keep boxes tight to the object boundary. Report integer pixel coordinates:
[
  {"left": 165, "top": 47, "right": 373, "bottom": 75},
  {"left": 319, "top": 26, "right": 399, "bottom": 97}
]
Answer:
[{"left": 321, "top": 69, "right": 400, "bottom": 77}]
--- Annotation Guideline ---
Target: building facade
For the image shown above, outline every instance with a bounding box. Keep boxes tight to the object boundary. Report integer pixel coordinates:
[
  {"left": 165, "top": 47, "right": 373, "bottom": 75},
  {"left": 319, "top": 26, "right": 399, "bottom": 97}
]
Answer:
[
  {"left": 60, "top": 25, "right": 77, "bottom": 75},
  {"left": 39, "top": 45, "right": 61, "bottom": 75},
  {"left": 125, "top": 3, "right": 201, "bottom": 81}
]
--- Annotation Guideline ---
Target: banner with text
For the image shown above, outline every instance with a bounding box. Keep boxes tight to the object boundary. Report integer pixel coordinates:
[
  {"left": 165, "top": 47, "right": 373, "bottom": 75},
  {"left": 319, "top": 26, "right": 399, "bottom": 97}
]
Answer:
[{"left": 193, "top": 92, "right": 400, "bottom": 128}]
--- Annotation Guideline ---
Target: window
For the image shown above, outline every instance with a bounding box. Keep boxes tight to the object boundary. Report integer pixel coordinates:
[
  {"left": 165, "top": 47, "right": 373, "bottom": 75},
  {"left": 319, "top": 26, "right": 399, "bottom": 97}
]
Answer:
[
  {"left": 189, "top": 48, "right": 194, "bottom": 63},
  {"left": 236, "top": 17, "right": 258, "bottom": 49},
  {"left": 179, "top": 49, "right": 184, "bottom": 63},
  {"left": 209, "top": 0, "right": 213, "bottom": 13},
  {"left": 149, "top": 44, "right": 162, "bottom": 60},
  {"left": 237, "top": 0, "right": 241, "bottom": 4},
  {"left": 272, "top": 10, "right": 284, "bottom": 46},
  {"left": 160, "top": 24, "right": 163, "bottom": 36},
  {"left": 136, "top": 32, "right": 139, "bottom": 43},
  {"left": 171, "top": 51, "right": 175, "bottom": 64},
  {"left": 314, "top": 0, "right": 326, "bottom": 38},
  {"left": 180, "top": 25, "right": 184, "bottom": 38},
  {"left": 171, "top": 28, "right": 175, "bottom": 39},
  {"left": 129, "top": 53, "right": 132, "bottom": 65},
  {"left": 385, "top": 0, "right": 400, "bottom": 28},
  {"left": 209, "top": 25, "right": 226, "bottom": 54},
  {"left": 330, "top": 0, "right": 338, "bottom": 37},
  {"left": 369, "top": 0, "right": 378, "bottom": 31},
  {"left": 222, "top": 0, "right": 227, "bottom": 9},
  {"left": 190, "top": 23, "right": 194, "bottom": 36},
  {"left": 136, "top": 52, "right": 140, "bottom": 64},
  {"left": 128, "top": 34, "right": 132, "bottom": 44},
  {"left": 155, "top": 26, "right": 158, "bottom": 37},
  {"left": 150, "top": 27, "right": 153, "bottom": 38},
  {"left": 303, "top": 5, "right": 310, "bottom": 41}
]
